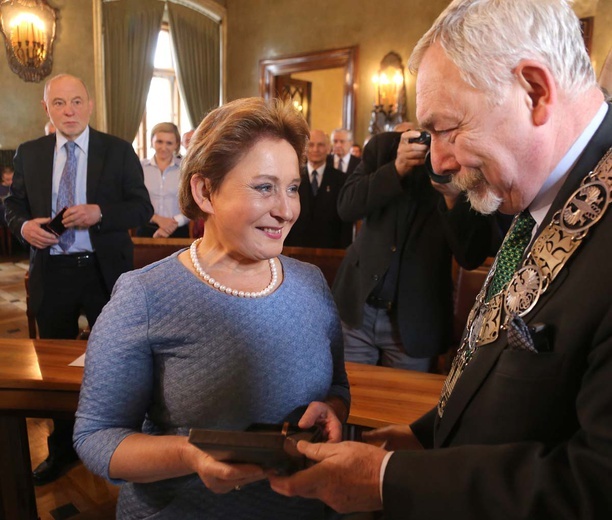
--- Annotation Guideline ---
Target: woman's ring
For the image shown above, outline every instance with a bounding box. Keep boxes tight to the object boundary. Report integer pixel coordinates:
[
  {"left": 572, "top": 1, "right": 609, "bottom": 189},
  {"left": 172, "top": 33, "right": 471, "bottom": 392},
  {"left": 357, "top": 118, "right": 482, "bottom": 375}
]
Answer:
[{"left": 234, "top": 485, "right": 241, "bottom": 491}]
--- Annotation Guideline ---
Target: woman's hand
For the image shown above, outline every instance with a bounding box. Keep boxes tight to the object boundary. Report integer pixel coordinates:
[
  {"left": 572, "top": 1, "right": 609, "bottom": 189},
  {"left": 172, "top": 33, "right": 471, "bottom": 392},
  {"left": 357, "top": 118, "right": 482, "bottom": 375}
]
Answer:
[
  {"left": 153, "top": 227, "right": 170, "bottom": 238},
  {"left": 151, "top": 214, "right": 178, "bottom": 236},
  {"left": 182, "top": 441, "right": 266, "bottom": 493},
  {"left": 298, "top": 401, "right": 343, "bottom": 443},
  {"left": 109, "top": 434, "right": 265, "bottom": 491}
]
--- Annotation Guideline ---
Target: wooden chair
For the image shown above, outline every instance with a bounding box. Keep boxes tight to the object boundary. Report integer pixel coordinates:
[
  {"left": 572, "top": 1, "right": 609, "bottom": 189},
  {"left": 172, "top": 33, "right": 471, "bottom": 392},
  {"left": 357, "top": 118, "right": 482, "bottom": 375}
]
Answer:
[
  {"left": 453, "top": 257, "right": 494, "bottom": 344},
  {"left": 437, "top": 257, "right": 493, "bottom": 373}
]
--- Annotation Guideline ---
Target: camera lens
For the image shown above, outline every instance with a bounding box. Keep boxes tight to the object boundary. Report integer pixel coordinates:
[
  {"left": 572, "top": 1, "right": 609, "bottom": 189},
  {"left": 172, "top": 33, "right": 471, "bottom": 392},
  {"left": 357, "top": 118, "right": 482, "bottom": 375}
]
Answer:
[{"left": 408, "top": 131, "right": 431, "bottom": 145}]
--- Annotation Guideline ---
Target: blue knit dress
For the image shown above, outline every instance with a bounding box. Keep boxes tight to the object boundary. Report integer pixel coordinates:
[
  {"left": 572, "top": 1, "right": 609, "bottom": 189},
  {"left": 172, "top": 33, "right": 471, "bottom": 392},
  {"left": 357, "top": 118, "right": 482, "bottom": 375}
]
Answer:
[{"left": 74, "top": 252, "right": 350, "bottom": 519}]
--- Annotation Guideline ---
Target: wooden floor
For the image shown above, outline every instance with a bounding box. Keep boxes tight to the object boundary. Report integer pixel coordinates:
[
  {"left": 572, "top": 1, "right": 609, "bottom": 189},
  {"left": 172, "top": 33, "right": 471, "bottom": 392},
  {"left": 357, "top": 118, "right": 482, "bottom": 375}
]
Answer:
[{"left": 0, "top": 254, "right": 119, "bottom": 519}]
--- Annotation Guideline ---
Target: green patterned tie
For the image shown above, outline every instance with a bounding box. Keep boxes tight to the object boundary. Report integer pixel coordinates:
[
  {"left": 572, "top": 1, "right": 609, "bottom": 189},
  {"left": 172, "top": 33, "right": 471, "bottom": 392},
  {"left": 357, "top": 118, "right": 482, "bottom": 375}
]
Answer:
[{"left": 486, "top": 211, "right": 536, "bottom": 301}]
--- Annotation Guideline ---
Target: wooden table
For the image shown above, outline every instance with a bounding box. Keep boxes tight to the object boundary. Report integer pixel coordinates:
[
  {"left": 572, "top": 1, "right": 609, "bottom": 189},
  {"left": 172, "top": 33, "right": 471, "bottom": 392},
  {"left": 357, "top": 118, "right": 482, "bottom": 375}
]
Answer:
[
  {"left": 0, "top": 339, "right": 443, "bottom": 520},
  {"left": 346, "top": 361, "right": 443, "bottom": 428},
  {"left": 0, "top": 339, "right": 86, "bottom": 520}
]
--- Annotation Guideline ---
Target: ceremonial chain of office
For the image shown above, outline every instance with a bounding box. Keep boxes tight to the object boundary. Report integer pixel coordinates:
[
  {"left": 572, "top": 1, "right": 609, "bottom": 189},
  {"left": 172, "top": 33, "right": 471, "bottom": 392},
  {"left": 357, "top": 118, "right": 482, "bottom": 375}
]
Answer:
[{"left": 439, "top": 147, "right": 612, "bottom": 417}]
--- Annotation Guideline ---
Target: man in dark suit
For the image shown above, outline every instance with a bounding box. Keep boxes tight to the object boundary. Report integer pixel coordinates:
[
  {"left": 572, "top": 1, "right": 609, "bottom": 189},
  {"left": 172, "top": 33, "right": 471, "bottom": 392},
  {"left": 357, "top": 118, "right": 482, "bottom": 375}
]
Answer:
[
  {"left": 285, "top": 129, "right": 352, "bottom": 249},
  {"left": 269, "top": 1, "right": 612, "bottom": 518},
  {"left": 5, "top": 73, "right": 153, "bottom": 485},
  {"left": 327, "top": 128, "right": 360, "bottom": 175},
  {"left": 332, "top": 129, "right": 493, "bottom": 371}
]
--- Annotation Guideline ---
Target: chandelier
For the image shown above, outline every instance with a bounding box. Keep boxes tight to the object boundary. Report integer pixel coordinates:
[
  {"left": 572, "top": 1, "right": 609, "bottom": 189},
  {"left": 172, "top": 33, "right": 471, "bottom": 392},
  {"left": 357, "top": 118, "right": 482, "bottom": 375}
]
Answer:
[{"left": 0, "top": 0, "right": 58, "bottom": 83}]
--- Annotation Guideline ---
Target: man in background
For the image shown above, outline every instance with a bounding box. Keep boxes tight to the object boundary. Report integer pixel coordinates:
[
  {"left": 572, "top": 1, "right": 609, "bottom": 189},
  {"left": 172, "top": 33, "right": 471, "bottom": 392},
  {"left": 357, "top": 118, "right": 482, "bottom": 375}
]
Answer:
[
  {"left": 333, "top": 126, "right": 492, "bottom": 371},
  {"left": 270, "top": 1, "right": 612, "bottom": 517},
  {"left": 180, "top": 128, "right": 195, "bottom": 157},
  {"left": 6, "top": 73, "right": 152, "bottom": 485},
  {"left": 328, "top": 128, "right": 360, "bottom": 175},
  {"left": 285, "top": 129, "right": 352, "bottom": 249}
]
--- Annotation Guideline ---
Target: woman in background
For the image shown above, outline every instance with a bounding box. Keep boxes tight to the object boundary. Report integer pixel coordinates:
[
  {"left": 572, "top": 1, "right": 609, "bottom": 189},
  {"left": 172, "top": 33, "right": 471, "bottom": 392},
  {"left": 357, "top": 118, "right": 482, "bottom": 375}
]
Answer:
[
  {"left": 138, "top": 122, "right": 190, "bottom": 238},
  {"left": 74, "top": 98, "right": 350, "bottom": 519}
]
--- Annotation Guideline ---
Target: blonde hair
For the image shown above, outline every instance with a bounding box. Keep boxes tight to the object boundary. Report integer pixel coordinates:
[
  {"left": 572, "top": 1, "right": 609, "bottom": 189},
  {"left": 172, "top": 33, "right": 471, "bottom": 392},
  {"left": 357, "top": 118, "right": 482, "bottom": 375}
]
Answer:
[
  {"left": 150, "top": 122, "right": 181, "bottom": 153},
  {"left": 179, "top": 97, "right": 309, "bottom": 220}
]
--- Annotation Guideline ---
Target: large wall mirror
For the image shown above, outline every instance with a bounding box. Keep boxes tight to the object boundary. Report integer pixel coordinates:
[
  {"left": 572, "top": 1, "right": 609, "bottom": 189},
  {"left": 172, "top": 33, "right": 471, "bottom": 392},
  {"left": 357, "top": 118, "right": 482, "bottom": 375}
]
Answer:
[{"left": 259, "top": 46, "right": 358, "bottom": 133}]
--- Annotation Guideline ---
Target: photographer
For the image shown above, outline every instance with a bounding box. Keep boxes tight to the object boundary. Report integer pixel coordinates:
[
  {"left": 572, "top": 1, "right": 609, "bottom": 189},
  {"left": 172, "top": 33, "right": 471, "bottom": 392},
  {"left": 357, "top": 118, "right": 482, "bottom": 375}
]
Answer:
[{"left": 332, "top": 127, "right": 494, "bottom": 371}]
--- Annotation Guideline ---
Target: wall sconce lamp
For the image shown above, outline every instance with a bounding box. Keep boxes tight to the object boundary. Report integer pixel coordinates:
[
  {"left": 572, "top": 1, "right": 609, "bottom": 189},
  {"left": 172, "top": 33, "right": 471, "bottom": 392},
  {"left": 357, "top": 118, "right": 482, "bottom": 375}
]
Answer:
[
  {"left": 0, "top": 0, "right": 57, "bottom": 83},
  {"left": 368, "top": 51, "right": 407, "bottom": 134}
]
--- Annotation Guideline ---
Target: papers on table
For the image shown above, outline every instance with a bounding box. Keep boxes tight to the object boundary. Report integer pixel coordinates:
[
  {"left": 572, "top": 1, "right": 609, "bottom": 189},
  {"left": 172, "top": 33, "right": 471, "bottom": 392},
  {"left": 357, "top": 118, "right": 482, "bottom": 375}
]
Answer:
[{"left": 69, "top": 353, "right": 85, "bottom": 367}]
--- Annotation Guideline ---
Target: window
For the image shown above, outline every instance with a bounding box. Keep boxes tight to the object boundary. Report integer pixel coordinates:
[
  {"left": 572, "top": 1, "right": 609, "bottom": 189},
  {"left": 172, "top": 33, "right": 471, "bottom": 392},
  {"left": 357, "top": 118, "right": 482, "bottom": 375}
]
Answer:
[{"left": 133, "top": 24, "right": 191, "bottom": 159}]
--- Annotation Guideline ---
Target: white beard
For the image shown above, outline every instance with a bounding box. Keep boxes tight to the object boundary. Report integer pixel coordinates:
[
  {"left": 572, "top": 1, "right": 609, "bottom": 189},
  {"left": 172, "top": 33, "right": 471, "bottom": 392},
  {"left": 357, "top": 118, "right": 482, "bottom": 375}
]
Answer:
[{"left": 451, "top": 169, "right": 503, "bottom": 215}]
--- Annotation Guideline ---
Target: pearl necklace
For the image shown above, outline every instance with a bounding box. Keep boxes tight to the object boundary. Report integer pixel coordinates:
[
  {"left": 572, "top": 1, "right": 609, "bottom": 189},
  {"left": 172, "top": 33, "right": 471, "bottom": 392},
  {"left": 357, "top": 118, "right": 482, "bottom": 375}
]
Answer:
[{"left": 189, "top": 239, "right": 278, "bottom": 298}]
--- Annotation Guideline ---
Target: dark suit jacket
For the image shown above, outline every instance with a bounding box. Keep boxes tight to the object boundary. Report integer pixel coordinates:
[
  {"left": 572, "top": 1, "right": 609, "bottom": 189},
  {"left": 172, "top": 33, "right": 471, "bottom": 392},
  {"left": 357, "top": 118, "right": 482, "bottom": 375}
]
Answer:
[
  {"left": 332, "top": 132, "right": 492, "bottom": 358},
  {"left": 5, "top": 128, "right": 153, "bottom": 315},
  {"left": 383, "top": 105, "right": 612, "bottom": 519},
  {"left": 326, "top": 153, "right": 360, "bottom": 176},
  {"left": 284, "top": 165, "right": 352, "bottom": 249}
]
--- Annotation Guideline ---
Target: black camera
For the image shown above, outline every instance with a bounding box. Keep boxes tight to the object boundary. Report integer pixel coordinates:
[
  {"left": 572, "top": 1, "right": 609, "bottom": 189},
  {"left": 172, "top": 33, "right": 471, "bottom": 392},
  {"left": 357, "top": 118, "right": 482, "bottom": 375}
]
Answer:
[
  {"left": 406, "top": 131, "right": 451, "bottom": 184},
  {"left": 408, "top": 131, "right": 431, "bottom": 146}
]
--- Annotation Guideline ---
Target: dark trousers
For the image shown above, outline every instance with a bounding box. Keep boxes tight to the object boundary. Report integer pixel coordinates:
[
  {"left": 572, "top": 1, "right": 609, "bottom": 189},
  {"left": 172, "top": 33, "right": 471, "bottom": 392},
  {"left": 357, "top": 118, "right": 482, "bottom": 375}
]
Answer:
[{"left": 36, "top": 254, "right": 110, "bottom": 459}]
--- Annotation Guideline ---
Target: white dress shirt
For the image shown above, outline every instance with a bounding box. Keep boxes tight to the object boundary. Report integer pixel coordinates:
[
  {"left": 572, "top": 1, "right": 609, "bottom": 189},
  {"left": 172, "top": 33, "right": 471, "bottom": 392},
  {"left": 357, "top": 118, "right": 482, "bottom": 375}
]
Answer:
[
  {"left": 141, "top": 155, "right": 188, "bottom": 227},
  {"left": 307, "top": 163, "right": 325, "bottom": 187},
  {"left": 334, "top": 152, "right": 352, "bottom": 173}
]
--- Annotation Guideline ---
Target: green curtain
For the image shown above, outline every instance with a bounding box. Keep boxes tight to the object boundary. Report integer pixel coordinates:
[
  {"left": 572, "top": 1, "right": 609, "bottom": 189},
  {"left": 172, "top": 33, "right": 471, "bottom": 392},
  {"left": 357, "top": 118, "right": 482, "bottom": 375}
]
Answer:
[
  {"left": 167, "top": 2, "right": 220, "bottom": 128},
  {"left": 103, "top": 0, "right": 164, "bottom": 142}
]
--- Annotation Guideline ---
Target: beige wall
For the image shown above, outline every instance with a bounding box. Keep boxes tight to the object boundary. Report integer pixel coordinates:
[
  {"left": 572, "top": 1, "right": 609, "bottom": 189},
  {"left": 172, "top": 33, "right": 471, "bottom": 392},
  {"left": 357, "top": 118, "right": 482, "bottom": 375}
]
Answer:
[
  {"left": 225, "top": 0, "right": 452, "bottom": 144},
  {"left": 0, "top": 0, "right": 97, "bottom": 149},
  {"left": 1, "top": 0, "right": 611, "bottom": 151},
  {"left": 225, "top": 0, "right": 612, "bottom": 144},
  {"left": 591, "top": 4, "right": 612, "bottom": 85}
]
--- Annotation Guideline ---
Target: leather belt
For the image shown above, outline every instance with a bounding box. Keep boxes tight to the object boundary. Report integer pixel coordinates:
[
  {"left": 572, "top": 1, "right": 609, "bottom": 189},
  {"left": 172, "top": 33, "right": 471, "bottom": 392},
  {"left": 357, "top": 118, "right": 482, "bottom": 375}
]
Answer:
[
  {"left": 366, "top": 295, "right": 394, "bottom": 311},
  {"left": 48, "top": 252, "right": 97, "bottom": 268}
]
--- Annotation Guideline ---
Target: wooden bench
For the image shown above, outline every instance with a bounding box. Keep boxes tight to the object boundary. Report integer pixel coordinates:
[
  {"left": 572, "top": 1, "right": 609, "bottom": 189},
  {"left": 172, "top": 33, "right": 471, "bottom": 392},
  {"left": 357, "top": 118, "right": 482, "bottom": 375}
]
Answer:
[
  {"left": 132, "top": 237, "right": 191, "bottom": 269},
  {"left": 25, "top": 240, "right": 490, "bottom": 355},
  {"left": 132, "top": 237, "right": 347, "bottom": 287}
]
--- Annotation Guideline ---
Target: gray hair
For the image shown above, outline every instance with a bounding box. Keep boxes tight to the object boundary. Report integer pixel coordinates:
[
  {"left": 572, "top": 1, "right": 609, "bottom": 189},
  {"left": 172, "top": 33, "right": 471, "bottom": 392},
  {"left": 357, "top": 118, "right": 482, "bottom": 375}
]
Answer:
[
  {"left": 409, "top": 0, "right": 596, "bottom": 102},
  {"left": 331, "top": 128, "right": 353, "bottom": 142}
]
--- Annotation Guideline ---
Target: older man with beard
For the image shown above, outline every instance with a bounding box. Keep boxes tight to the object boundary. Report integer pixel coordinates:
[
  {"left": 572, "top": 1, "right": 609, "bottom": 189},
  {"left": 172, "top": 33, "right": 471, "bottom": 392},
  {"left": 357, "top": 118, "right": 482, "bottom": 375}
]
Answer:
[{"left": 268, "top": 1, "right": 612, "bottom": 519}]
